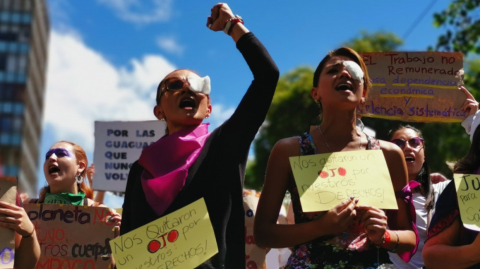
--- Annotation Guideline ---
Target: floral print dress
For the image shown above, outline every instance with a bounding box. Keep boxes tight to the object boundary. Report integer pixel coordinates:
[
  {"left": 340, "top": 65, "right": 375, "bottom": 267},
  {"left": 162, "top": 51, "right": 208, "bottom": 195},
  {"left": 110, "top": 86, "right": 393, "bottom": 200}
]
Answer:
[{"left": 284, "top": 132, "right": 391, "bottom": 269}]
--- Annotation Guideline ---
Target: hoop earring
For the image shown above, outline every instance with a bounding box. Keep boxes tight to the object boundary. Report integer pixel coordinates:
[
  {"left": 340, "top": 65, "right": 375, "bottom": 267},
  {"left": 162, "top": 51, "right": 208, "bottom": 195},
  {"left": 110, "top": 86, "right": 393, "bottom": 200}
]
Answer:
[{"left": 75, "top": 174, "right": 83, "bottom": 184}]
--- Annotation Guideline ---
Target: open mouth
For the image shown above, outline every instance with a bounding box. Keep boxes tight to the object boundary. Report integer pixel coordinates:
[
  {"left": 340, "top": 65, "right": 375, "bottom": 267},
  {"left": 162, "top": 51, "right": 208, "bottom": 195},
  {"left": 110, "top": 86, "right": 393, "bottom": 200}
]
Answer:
[
  {"left": 48, "top": 165, "right": 60, "bottom": 174},
  {"left": 335, "top": 83, "right": 353, "bottom": 91},
  {"left": 179, "top": 97, "right": 197, "bottom": 110},
  {"left": 405, "top": 156, "right": 415, "bottom": 163}
]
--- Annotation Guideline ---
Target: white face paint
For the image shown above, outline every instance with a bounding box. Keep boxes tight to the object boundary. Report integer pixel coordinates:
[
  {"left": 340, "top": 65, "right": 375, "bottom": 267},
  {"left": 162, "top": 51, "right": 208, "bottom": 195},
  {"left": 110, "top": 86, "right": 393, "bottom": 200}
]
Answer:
[
  {"left": 343, "top": 61, "right": 364, "bottom": 85},
  {"left": 187, "top": 75, "right": 211, "bottom": 94}
]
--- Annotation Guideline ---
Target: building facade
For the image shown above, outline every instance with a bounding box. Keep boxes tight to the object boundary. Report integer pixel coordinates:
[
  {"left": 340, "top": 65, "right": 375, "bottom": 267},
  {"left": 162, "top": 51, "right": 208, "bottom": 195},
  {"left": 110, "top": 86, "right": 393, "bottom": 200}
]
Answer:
[{"left": 0, "top": 0, "right": 49, "bottom": 196}]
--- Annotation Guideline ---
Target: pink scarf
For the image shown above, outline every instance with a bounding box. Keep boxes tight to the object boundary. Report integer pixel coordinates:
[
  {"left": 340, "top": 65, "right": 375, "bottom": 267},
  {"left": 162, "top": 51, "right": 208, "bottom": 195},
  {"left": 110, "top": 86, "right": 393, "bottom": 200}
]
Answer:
[{"left": 139, "top": 124, "right": 211, "bottom": 216}]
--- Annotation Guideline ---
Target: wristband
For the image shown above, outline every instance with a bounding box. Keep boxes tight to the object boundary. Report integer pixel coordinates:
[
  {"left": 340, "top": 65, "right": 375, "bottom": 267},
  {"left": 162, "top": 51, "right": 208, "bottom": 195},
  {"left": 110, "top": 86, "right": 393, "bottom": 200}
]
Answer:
[
  {"left": 389, "top": 231, "right": 400, "bottom": 253},
  {"left": 380, "top": 230, "right": 391, "bottom": 248},
  {"left": 223, "top": 15, "right": 243, "bottom": 35}
]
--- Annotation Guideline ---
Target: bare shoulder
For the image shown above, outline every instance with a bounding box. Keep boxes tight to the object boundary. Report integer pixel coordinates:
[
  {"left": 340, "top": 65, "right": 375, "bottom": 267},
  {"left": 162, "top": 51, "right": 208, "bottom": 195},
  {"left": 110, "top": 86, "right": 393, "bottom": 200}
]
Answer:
[
  {"left": 378, "top": 139, "right": 404, "bottom": 160},
  {"left": 271, "top": 137, "right": 302, "bottom": 158}
]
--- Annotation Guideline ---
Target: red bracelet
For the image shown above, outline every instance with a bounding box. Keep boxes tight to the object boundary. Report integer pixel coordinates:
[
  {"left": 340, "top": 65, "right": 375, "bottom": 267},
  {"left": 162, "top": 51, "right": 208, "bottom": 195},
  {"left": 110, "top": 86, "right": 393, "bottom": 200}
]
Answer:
[
  {"left": 223, "top": 15, "right": 243, "bottom": 35},
  {"left": 380, "top": 230, "right": 391, "bottom": 247}
]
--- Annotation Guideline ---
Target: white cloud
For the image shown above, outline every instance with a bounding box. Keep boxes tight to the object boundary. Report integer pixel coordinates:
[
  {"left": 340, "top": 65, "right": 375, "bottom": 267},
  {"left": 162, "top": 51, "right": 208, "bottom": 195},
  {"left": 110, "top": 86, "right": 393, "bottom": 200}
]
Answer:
[
  {"left": 45, "top": 29, "right": 176, "bottom": 155},
  {"left": 119, "top": 54, "right": 176, "bottom": 97},
  {"left": 208, "top": 104, "right": 235, "bottom": 130},
  {"left": 97, "top": 0, "right": 172, "bottom": 24},
  {"left": 156, "top": 36, "right": 185, "bottom": 56},
  {"left": 43, "top": 29, "right": 236, "bottom": 207}
]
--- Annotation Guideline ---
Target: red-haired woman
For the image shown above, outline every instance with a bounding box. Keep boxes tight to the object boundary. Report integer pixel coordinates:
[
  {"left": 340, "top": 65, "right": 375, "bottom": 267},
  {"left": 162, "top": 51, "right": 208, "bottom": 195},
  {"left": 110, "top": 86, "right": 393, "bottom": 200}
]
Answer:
[
  {"left": 38, "top": 141, "right": 93, "bottom": 205},
  {"left": 37, "top": 141, "right": 120, "bottom": 219}
]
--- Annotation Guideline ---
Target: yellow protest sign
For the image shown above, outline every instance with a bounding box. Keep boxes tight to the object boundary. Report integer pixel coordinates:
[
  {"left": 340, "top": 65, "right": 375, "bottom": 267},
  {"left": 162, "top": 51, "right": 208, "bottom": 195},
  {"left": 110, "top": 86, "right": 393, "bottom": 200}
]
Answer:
[
  {"left": 24, "top": 204, "right": 116, "bottom": 269},
  {"left": 358, "top": 52, "right": 465, "bottom": 122},
  {"left": 454, "top": 174, "right": 480, "bottom": 232},
  {"left": 0, "top": 177, "right": 16, "bottom": 269},
  {"left": 110, "top": 198, "right": 218, "bottom": 269},
  {"left": 289, "top": 150, "right": 397, "bottom": 212}
]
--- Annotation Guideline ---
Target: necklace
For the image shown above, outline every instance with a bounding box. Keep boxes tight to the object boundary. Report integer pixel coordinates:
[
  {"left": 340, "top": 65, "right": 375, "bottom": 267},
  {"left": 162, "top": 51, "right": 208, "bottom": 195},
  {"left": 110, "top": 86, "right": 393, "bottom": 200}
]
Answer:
[{"left": 317, "top": 126, "right": 363, "bottom": 151}]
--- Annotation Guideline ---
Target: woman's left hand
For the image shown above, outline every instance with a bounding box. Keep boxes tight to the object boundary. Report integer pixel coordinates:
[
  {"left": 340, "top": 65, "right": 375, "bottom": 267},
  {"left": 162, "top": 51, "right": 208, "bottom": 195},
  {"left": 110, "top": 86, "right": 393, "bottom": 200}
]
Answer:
[
  {"left": 357, "top": 205, "right": 388, "bottom": 245},
  {"left": 0, "top": 201, "right": 35, "bottom": 237},
  {"left": 460, "top": 86, "right": 479, "bottom": 117},
  {"left": 109, "top": 212, "right": 121, "bottom": 226}
]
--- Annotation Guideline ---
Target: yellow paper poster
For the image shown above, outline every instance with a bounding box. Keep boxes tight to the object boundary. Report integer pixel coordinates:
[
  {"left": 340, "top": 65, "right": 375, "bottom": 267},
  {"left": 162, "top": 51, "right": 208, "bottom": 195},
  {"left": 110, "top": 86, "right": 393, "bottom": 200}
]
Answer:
[
  {"left": 454, "top": 174, "right": 480, "bottom": 232},
  {"left": 289, "top": 150, "right": 398, "bottom": 212},
  {"left": 358, "top": 52, "right": 465, "bottom": 122},
  {"left": 110, "top": 198, "right": 218, "bottom": 269},
  {"left": 0, "top": 177, "right": 17, "bottom": 269}
]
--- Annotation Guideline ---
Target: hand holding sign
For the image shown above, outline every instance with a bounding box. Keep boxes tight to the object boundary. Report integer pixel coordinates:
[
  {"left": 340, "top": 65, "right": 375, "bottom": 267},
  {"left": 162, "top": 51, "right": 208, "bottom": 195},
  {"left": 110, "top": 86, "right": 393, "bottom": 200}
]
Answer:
[
  {"left": 0, "top": 201, "right": 35, "bottom": 237},
  {"left": 324, "top": 197, "right": 358, "bottom": 235},
  {"left": 357, "top": 205, "right": 388, "bottom": 245},
  {"left": 460, "top": 86, "right": 479, "bottom": 117}
]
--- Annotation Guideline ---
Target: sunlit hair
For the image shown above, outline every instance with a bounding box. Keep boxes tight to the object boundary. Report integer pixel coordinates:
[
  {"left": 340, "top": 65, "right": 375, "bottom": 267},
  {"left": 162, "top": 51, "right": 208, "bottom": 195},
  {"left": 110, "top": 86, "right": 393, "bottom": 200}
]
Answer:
[
  {"left": 388, "top": 125, "right": 434, "bottom": 211},
  {"left": 313, "top": 47, "right": 371, "bottom": 92},
  {"left": 312, "top": 47, "right": 371, "bottom": 120},
  {"left": 454, "top": 126, "right": 480, "bottom": 174},
  {"left": 39, "top": 141, "right": 93, "bottom": 202}
]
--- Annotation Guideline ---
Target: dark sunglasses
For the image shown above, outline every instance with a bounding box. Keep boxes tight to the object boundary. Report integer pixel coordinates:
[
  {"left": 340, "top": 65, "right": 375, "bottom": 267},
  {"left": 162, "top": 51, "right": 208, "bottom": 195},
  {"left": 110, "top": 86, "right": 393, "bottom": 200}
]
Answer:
[
  {"left": 162, "top": 77, "right": 188, "bottom": 92},
  {"left": 158, "top": 76, "right": 210, "bottom": 99},
  {"left": 390, "top": 137, "right": 424, "bottom": 150},
  {"left": 45, "top": 148, "right": 73, "bottom": 160}
]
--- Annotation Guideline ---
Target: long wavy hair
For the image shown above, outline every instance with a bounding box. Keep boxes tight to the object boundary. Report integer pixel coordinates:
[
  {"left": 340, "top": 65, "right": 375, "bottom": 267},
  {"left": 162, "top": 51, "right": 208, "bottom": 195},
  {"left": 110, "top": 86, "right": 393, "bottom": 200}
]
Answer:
[{"left": 388, "top": 125, "right": 434, "bottom": 211}]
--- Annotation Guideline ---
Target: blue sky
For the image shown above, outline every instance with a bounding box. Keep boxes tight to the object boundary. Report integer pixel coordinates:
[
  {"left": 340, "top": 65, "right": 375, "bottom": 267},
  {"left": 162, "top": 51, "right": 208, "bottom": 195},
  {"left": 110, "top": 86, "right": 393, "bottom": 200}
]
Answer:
[{"left": 39, "top": 0, "right": 454, "bottom": 207}]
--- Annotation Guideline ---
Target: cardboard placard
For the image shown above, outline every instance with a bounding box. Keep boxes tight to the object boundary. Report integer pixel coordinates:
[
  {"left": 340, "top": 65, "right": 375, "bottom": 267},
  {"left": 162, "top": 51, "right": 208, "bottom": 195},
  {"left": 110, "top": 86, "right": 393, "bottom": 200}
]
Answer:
[
  {"left": 358, "top": 52, "right": 465, "bottom": 122},
  {"left": 110, "top": 198, "right": 218, "bottom": 269},
  {"left": 454, "top": 174, "right": 480, "bottom": 231},
  {"left": 93, "top": 121, "right": 165, "bottom": 192},
  {"left": 0, "top": 177, "right": 17, "bottom": 268},
  {"left": 289, "top": 150, "right": 397, "bottom": 212},
  {"left": 24, "top": 204, "right": 116, "bottom": 269}
]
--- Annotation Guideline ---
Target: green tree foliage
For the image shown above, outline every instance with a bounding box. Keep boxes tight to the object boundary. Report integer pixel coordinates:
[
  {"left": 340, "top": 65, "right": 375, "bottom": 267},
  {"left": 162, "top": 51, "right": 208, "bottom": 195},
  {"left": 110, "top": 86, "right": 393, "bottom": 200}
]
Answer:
[
  {"left": 245, "top": 25, "right": 480, "bottom": 190},
  {"left": 432, "top": 0, "right": 480, "bottom": 55},
  {"left": 344, "top": 31, "right": 404, "bottom": 53},
  {"left": 245, "top": 67, "right": 318, "bottom": 189},
  {"left": 424, "top": 0, "right": 480, "bottom": 176}
]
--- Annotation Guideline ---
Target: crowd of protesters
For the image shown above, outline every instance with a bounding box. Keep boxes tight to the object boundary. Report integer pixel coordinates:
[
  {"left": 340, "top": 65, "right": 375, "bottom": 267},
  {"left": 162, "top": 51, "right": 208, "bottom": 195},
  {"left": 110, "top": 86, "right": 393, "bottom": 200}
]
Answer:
[{"left": 0, "top": 3, "right": 479, "bottom": 269}]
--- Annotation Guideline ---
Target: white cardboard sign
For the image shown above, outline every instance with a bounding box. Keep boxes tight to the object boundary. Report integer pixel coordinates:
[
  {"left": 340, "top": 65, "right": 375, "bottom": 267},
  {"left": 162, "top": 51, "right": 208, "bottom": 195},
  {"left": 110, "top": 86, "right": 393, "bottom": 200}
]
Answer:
[{"left": 93, "top": 121, "right": 166, "bottom": 192}]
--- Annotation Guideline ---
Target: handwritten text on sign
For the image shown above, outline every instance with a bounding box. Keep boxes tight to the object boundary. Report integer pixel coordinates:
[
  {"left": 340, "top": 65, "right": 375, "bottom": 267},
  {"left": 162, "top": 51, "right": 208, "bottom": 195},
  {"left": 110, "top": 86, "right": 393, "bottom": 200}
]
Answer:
[
  {"left": 454, "top": 174, "right": 480, "bottom": 232},
  {"left": 24, "top": 204, "right": 116, "bottom": 269},
  {"left": 93, "top": 121, "right": 165, "bottom": 192},
  {"left": 110, "top": 198, "right": 218, "bottom": 269},
  {"left": 0, "top": 177, "right": 17, "bottom": 269},
  {"left": 358, "top": 52, "right": 465, "bottom": 122},
  {"left": 289, "top": 150, "right": 397, "bottom": 212}
]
